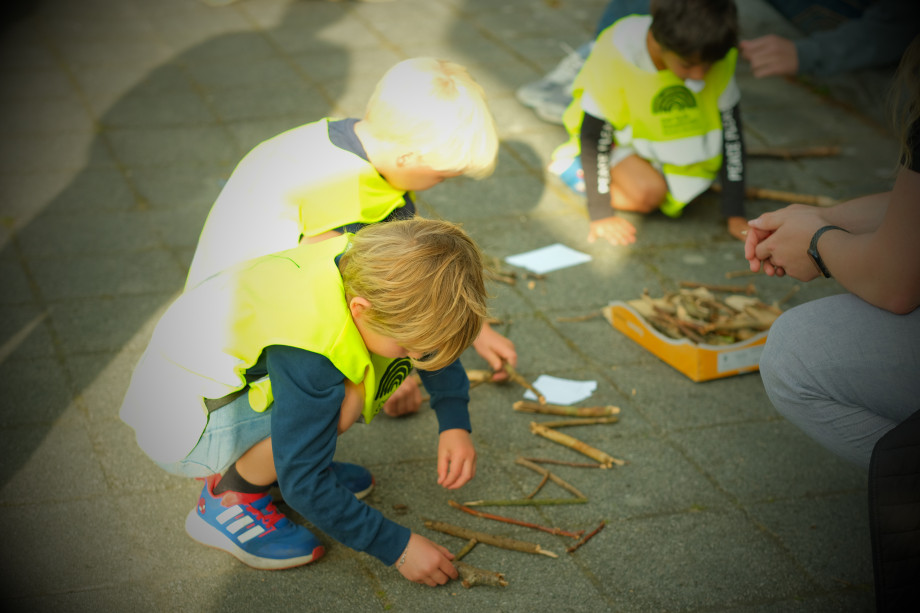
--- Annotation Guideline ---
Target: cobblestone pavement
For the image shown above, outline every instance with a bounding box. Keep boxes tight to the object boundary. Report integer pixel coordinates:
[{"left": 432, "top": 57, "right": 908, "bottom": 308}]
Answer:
[{"left": 1, "top": 1, "right": 896, "bottom": 611}]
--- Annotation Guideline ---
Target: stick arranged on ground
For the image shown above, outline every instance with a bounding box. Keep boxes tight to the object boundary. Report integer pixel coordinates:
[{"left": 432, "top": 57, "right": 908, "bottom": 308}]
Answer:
[
  {"left": 455, "top": 561, "right": 509, "bottom": 588},
  {"left": 530, "top": 422, "right": 625, "bottom": 468},
  {"left": 515, "top": 457, "right": 588, "bottom": 500},
  {"left": 513, "top": 401, "right": 619, "bottom": 417},
  {"left": 449, "top": 500, "right": 584, "bottom": 540},
  {"left": 503, "top": 363, "right": 545, "bottom": 403},
  {"left": 711, "top": 182, "right": 836, "bottom": 206},
  {"left": 522, "top": 457, "right": 607, "bottom": 469},
  {"left": 746, "top": 145, "right": 841, "bottom": 159},
  {"left": 461, "top": 497, "right": 588, "bottom": 507},
  {"left": 424, "top": 520, "right": 558, "bottom": 558},
  {"left": 538, "top": 417, "right": 620, "bottom": 428},
  {"left": 455, "top": 538, "right": 478, "bottom": 561},
  {"left": 566, "top": 521, "right": 606, "bottom": 554}
]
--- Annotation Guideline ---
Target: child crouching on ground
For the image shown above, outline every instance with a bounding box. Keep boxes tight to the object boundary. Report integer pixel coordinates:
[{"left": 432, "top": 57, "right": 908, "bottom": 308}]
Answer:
[
  {"left": 120, "top": 218, "right": 488, "bottom": 585},
  {"left": 550, "top": 0, "right": 748, "bottom": 245},
  {"left": 185, "top": 58, "right": 516, "bottom": 417}
]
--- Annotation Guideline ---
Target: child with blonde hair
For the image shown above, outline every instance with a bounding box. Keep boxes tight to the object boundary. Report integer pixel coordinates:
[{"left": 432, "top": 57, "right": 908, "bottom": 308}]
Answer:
[
  {"left": 121, "top": 218, "right": 488, "bottom": 584},
  {"left": 185, "top": 57, "right": 515, "bottom": 417}
]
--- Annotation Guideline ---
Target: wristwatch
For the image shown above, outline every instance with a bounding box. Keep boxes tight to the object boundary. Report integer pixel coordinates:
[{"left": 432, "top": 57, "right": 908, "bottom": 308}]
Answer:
[{"left": 807, "top": 225, "right": 848, "bottom": 278}]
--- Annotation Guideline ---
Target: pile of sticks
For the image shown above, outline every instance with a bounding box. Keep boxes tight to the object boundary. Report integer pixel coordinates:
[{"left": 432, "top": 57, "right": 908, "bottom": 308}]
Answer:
[{"left": 626, "top": 285, "right": 783, "bottom": 344}]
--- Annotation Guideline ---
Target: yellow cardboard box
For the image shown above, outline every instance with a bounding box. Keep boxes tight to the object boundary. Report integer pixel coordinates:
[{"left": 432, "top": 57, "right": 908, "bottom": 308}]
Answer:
[{"left": 602, "top": 300, "right": 768, "bottom": 382}]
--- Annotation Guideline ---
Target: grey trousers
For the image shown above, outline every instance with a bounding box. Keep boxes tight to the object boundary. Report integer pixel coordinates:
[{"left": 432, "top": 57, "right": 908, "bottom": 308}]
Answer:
[{"left": 759, "top": 293, "right": 920, "bottom": 469}]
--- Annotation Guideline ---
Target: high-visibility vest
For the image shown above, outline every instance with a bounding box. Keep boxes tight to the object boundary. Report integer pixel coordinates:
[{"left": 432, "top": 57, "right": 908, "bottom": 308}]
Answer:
[
  {"left": 556, "top": 16, "right": 738, "bottom": 216},
  {"left": 121, "top": 234, "right": 407, "bottom": 463},
  {"left": 185, "top": 118, "right": 411, "bottom": 289}
]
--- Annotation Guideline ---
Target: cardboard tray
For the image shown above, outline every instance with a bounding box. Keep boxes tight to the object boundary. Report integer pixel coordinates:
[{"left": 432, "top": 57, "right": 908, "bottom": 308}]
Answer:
[{"left": 602, "top": 300, "right": 768, "bottom": 382}]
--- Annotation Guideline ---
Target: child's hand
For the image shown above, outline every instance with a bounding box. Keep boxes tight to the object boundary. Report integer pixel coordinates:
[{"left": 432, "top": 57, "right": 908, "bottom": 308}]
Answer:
[
  {"left": 472, "top": 323, "right": 517, "bottom": 382},
  {"left": 383, "top": 375, "right": 423, "bottom": 417},
  {"left": 588, "top": 216, "right": 637, "bottom": 245},
  {"left": 726, "top": 216, "right": 749, "bottom": 241},
  {"left": 395, "top": 533, "right": 458, "bottom": 586},
  {"left": 437, "top": 428, "right": 476, "bottom": 489}
]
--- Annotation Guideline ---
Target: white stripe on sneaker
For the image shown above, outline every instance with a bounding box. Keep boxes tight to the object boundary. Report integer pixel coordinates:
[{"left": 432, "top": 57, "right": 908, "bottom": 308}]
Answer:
[
  {"left": 217, "top": 505, "right": 242, "bottom": 524},
  {"left": 226, "top": 517, "right": 254, "bottom": 534},
  {"left": 237, "top": 525, "right": 265, "bottom": 543}
]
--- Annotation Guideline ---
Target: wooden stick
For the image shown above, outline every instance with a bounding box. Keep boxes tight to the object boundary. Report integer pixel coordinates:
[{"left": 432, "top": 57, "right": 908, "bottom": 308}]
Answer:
[
  {"left": 679, "top": 280, "right": 756, "bottom": 295},
  {"left": 746, "top": 145, "right": 841, "bottom": 159},
  {"left": 555, "top": 311, "right": 603, "bottom": 323},
  {"left": 539, "top": 417, "right": 620, "bottom": 428},
  {"left": 424, "top": 520, "right": 558, "bottom": 558},
  {"left": 462, "top": 498, "right": 588, "bottom": 507},
  {"left": 455, "top": 561, "right": 509, "bottom": 588},
  {"left": 530, "top": 422, "right": 625, "bottom": 468},
  {"left": 711, "top": 183, "right": 837, "bottom": 207},
  {"left": 485, "top": 269, "right": 516, "bottom": 285},
  {"left": 449, "top": 500, "right": 584, "bottom": 539},
  {"left": 524, "top": 472, "right": 549, "bottom": 499},
  {"left": 724, "top": 269, "right": 758, "bottom": 279},
  {"left": 455, "top": 538, "right": 478, "bottom": 561},
  {"left": 566, "top": 520, "right": 606, "bottom": 554},
  {"left": 515, "top": 457, "right": 588, "bottom": 500},
  {"left": 503, "top": 363, "right": 545, "bottom": 403},
  {"left": 513, "top": 401, "right": 620, "bottom": 417},
  {"left": 522, "top": 457, "right": 606, "bottom": 469}
]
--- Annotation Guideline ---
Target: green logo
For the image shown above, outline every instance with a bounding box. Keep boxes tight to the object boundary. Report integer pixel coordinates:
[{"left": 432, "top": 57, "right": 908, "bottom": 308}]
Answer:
[
  {"left": 652, "top": 85, "right": 698, "bottom": 113},
  {"left": 375, "top": 358, "right": 412, "bottom": 400}
]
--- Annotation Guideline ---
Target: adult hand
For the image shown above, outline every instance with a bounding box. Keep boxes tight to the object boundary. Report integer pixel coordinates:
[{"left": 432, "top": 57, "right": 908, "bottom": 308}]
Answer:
[
  {"left": 437, "top": 428, "right": 476, "bottom": 489},
  {"left": 739, "top": 35, "right": 799, "bottom": 78},
  {"left": 382, "top": 374, "right": 422, "bottom": 417},
  {"left": 588, "top": 216, "right": 637, "bottom": 245},
  {"left": 747, "top": 204, "right": 831, "bottom": 281},
  {"left": 472, "top": 322, "right": 517, "bottom": 382},
  {"left": 726, "top": 216, "right": 749, "bottom": 241},
  {"left": 395, "top": 533, "right": 458, "bottom": 586}
]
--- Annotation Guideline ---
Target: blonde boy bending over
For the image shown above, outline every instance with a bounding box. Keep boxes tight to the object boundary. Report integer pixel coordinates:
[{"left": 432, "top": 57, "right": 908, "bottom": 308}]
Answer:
[{"left": 121, "top": 218, "right": 488, "bottom": 583}]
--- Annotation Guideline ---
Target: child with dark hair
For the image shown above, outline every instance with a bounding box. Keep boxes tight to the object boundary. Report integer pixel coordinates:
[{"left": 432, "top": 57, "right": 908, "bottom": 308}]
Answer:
[{"left": 549, "top": 0, "right": 748, "bottom": 245}]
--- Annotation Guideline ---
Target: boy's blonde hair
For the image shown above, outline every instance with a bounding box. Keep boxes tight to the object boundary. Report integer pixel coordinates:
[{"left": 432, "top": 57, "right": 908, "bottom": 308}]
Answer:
[
  {"left": 339, "top": 217, "right": 488, "bottom": 371},
  {"left": 363, "top": 57, "right": 499, "bottom": 179}
]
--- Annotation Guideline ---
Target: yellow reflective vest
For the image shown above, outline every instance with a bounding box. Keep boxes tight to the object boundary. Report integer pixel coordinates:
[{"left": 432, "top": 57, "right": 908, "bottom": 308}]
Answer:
[
  {"left": 556, "top": 16, "right": 738, "bottom": 216},
  {"left": 185, "top": 118, "right": 412, "bottom": 289},
  {"left": 121, "top": 234, "right": 405, "bottom": 464}
]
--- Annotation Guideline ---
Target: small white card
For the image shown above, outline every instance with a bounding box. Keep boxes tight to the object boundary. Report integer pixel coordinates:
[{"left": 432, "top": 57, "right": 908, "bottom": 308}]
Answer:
[
  {"left": 524, "top": 375, "right": 598, "bottom": 406},
  {"left": 505, "top": 243, "right": 592, "bottom": 274}
]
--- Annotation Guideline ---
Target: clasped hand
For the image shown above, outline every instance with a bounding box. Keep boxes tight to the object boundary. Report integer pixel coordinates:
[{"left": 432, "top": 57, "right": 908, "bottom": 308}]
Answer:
[{"left": 744, "top": 204, "right": 828, "bottom": 280}]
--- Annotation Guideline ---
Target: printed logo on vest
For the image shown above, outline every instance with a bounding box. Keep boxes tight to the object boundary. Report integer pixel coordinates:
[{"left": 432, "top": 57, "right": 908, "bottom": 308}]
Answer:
[
  {"left": 375, "top": 358, "right": 412, "bottom": 401},
  {"left": 651, "top": 85, "right": 698, "bottom": 114}
]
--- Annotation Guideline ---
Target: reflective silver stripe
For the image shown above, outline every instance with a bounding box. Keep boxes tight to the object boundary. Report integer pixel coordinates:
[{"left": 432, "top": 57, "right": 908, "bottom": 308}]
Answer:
[
  {"left": 619, "top": 128, "right": 723, "bottom": 167},
  {"left": 665, "top": 174, "right": 714, "bottom": 203}
]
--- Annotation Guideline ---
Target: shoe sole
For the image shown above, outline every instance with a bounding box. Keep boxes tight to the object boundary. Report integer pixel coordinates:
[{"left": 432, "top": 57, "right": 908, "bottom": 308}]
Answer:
[{"left": 185, "top": 510, "right": 323, "bottom": 570}]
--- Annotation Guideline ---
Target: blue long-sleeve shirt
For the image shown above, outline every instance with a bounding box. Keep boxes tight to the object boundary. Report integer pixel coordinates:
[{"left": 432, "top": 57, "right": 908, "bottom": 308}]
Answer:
[{"left": 261, "top": 344, "right": 471, "bottom": 565}]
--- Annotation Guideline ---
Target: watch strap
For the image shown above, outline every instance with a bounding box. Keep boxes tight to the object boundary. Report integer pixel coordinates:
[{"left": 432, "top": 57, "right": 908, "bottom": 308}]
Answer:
[{"left": 808, "top": 225, "right": 848, "bottom": 278}]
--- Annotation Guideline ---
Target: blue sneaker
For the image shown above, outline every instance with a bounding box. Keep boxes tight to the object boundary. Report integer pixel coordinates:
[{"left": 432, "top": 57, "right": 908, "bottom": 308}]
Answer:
[
  {"left": 331, "top": 461, "right": 374, "bottom": 500},
  {"left": 548, "top": 156, "right": 586, "bottom": 194},
  {"left": 185, "top": 474, "right": 324, "bottom": 570}
]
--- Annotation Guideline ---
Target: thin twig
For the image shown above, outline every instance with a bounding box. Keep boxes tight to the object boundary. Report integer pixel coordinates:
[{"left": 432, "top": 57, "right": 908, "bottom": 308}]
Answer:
[
  {"left": 424, "top": 520, "right": 558, "bottom": 558},
  {"left": 566, "top": 521, "right": 606, "bottom": 554},
  {"left": 513, "top": 401, "right": 619, "bottom": 417},
  {"left": 462, "top": 498, "right": 588, "bottom": 507},
  {"left": 503, "top": 363, "right": 545, "bottom": 403},
  {"left": 455, "top": 538, "right": 478, "bottom": 561},
  {"left": 524, "top": 472, "right": 549, "bottom": 499},
  {"left": 515, "top": 457, "right": 588, "bottom": 500},
  {"left": 539, "top": 416, "right": 620, "bottom": 428},
  {"left": 448, "top": 500, "right": 584, "bottom": 540},
  {"left": 530, "top": 422, "right": 625, "bottom": 468},
  {"left": 555, "top": 311, "right": 602, "bottom": 323},
  {"left": 522, "top": 457, "right": 606, "bottom": 469}
]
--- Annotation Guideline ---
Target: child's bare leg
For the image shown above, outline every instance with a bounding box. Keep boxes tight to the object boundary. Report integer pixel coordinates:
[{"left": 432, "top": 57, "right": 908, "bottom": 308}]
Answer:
[
  {"left": 610, "top": 155, "right": 667, "bottom": 213},
  {"left": 234, "top": 437, "right": 277, "bottom": 487}
]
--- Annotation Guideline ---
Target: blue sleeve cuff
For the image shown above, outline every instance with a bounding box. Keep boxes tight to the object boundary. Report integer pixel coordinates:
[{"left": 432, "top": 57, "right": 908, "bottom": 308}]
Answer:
[{"left": 418, "top": 360, "right": 472, "bottom": 433}]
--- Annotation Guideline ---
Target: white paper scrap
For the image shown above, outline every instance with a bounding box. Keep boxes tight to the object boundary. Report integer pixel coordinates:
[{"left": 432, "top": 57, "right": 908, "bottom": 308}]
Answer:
[
  {"left": 505, "top": 243, "right": 592, "bottom": 274},
  {"left": 523, "top": 375, "right": 597, "bottom": 406}
]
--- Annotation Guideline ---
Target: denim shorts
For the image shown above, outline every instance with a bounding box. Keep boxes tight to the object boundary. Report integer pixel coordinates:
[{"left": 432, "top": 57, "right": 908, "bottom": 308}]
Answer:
[{"left": 155, "top": 392, "right": 272, "bottom": 479}]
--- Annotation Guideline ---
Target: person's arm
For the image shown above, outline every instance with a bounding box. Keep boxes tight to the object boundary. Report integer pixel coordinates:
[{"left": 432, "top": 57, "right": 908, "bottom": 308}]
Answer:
[
  {"left": 747, "top": 167, "right": 920, "bottom": 314},
  {"left": 266, "top": 345, "right": 410, "bottom": 565},
  {"left": 418, "top": 360, "right": 476, "bottom": 490},
  {"left": 580, "top": 111, "right": 616, "bottom": 223},
  {"left": 718, "top": 102, "right": 747, "bottom": 239},
  {"left": 794, "top": 1, "right": 920, "bottom": 77}
]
